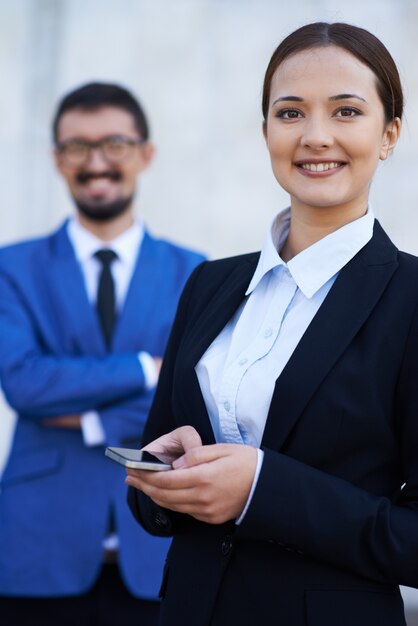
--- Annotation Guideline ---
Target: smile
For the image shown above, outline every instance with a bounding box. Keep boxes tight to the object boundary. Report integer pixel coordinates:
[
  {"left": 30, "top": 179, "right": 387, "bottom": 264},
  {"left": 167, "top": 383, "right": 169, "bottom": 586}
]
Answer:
[
  {"left": 77, "top": 171, "right": 121, "bottom": 184},
  {"left": 297, "top": 162, "right": 345, "bottom": 173},
  {"left": 85, "top": 177, "right": 116, "bottom": 189}
]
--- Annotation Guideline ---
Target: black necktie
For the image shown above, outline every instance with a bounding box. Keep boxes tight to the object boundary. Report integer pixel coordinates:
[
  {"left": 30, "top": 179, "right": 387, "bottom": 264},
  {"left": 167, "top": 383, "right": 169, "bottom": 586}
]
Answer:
[{"left": 94, "top": 249, "right": 118, "bottom": 349}]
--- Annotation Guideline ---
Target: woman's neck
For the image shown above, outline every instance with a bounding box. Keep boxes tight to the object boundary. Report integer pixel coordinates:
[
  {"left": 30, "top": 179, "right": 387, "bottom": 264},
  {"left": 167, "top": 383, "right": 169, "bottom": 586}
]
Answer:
[{"left": 280, "top": 202, "right": 368, "bottom": 262}]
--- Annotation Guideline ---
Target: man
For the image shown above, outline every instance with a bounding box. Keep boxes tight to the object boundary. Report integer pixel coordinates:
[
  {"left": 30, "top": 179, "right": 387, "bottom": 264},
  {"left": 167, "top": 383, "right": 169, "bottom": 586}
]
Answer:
[{"left": 0, "top": 82, "right": 205, "bottom": 625}]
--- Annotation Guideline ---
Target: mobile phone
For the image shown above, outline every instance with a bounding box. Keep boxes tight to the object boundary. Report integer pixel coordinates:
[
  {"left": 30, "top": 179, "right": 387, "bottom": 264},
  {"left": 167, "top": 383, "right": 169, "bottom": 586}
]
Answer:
[{"left": 105, "top": 447, "right": 176, "bottom": 470}]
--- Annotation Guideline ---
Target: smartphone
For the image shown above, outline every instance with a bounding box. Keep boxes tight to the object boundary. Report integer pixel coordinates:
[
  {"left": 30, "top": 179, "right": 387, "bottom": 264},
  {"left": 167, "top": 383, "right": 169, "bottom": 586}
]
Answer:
[{"left": 105, "top": 446, "right": 176, "bottom": 470}]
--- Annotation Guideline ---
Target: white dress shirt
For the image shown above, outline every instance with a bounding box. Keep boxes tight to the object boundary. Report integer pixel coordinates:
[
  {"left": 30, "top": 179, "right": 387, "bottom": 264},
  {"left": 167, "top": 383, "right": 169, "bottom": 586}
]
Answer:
[
  {"left": 196, "top": 206, "right": 375, "bottom": 521},
  {"left": 67, "top": 217, "right": 158, "bottom": 446}
]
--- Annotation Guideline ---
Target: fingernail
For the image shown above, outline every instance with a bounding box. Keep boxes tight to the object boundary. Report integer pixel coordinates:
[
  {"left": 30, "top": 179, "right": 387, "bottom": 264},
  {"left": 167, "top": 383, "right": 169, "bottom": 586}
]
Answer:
[{"left": 172, "top": 457, "right": 185, "bottom": 469}]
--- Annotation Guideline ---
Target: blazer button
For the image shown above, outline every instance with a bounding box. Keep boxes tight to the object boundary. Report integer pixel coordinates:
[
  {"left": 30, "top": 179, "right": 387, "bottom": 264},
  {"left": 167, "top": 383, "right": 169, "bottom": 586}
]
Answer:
[
  {"left": 221, "top": 536, "right": 233, "bottom": 556},
  {"left": 155, "top": 511, "right": 169, "bottom": 529}
]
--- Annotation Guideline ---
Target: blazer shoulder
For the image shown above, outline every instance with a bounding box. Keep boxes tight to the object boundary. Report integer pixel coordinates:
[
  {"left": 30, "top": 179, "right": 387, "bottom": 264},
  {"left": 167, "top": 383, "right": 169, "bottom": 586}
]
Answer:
[
  {"left": 397, "top": 250, "right": 418, "bottom": 271},
  {"left": 0, "top": 234, "right": 48, "bottom": 257},
  {"left": 0, "top": 222, "right": 67, "bottom": 258},
  {"left": 393, "top": 251, "right": 418, "bottom": 301},
  {"left": 199, "top": 251, "right": 260, "bottom": 276},
  {"left": 144, "top": 230, "right": 206, "bottom": 264},
  {"left": 0, "top": 235, "right": 51, "bottom": 271},
  {"left": 0, "top": 223, "right": 70, "bottom": 283},
  {"left": 184, "top": 251, "right": 260, "bottom": 302}
]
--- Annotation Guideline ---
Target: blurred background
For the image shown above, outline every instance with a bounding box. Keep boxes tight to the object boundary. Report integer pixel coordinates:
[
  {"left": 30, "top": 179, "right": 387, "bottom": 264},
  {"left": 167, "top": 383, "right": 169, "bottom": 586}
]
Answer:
[{"left": 1, "top": 0, "right": 418, "bottom": 617}]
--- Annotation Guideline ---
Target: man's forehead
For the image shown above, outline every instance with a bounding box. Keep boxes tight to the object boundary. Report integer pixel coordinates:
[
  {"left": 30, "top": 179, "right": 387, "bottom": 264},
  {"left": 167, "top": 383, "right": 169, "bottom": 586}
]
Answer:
[{"left": 56, "top": 106, "right": 138, "bottom": 141}]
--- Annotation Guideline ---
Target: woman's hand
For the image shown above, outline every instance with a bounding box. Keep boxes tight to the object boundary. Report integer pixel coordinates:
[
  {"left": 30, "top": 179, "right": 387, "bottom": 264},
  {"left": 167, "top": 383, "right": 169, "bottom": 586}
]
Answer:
[
  {"left": 125, "top": 441, "right": 258, "bottom": 525},
  {"left": 141, "top": 425, "right": 203, "bottom": 456}
]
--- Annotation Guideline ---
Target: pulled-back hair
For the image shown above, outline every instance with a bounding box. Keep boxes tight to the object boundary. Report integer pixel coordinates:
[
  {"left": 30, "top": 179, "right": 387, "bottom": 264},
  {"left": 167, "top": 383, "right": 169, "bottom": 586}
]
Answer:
[{"left": 262, "top": 22, "right": 403, "bottom": 124}]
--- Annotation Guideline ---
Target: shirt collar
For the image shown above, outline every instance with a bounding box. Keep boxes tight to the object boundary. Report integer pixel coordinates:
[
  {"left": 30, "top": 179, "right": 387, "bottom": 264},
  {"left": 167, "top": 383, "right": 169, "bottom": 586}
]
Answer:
[
  {"left": 246, "top": 206, "right": 375, "bottom": 299},
  {"left": 67, "top": 217, "right": 145, "bottom": 267}
]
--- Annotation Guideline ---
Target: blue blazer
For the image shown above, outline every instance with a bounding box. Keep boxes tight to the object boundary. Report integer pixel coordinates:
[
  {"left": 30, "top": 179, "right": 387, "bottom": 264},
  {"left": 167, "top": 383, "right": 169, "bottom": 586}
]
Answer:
[
  {"left": 129, "top": 221, "right": 418, "bottom": 625},
  {"left": 0, "top": 220, "right": 205, "bottom": 599}
]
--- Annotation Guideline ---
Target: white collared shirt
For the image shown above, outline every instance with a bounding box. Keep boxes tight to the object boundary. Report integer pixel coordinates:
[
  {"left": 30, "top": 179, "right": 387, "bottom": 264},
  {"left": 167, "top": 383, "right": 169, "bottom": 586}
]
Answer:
[
  {"left": 196, "top": 206, "right": 375, "bottom": 521},
  {"left": 67, "top": 217, "right": 144, "bottom": 311},
  {"left": 67, "top": 217, "right": 158, "bottom": 446}
]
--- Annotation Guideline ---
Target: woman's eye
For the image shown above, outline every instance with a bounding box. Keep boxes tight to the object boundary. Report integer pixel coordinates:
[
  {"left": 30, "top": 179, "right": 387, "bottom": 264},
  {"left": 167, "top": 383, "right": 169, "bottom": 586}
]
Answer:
[
  {"left": 277, "top": 109, "right": 302, "bottom": 120},
  {"left": 335, "top": 107, "right": 361, "bottom": 118}
]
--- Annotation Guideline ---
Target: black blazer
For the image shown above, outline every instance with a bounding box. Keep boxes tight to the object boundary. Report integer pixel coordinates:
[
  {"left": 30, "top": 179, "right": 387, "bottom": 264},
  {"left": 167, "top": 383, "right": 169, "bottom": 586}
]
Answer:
[{"left": 129, "top": 221, "right": 418, "bottom": 626}]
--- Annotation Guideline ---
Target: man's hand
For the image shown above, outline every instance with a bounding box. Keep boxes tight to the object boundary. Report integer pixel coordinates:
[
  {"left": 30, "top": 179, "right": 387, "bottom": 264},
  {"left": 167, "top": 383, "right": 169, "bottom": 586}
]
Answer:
[
  {"left": 125, "top": 439, "right": 257, "bottom": 525},
  {"left": 153, "top": 357, "right": 163, "bottom": 376},
  {"left": 42, "top": 415, "right": 81, "bottom": 429}
]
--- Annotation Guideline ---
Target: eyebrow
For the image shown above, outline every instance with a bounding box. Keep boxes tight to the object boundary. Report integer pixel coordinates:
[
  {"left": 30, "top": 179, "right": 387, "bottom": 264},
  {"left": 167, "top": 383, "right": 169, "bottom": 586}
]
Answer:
[
  {"left": 272, "top": 93, "right": 368, "bottom": 105},
  {"left": 329, "top": 93, "right": 367, "bottom": 103}
]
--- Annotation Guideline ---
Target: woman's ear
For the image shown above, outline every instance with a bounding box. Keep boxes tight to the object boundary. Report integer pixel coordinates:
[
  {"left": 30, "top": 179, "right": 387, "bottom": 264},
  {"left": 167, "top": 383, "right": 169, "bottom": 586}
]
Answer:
[{"left": 380, "top": 117, "right": 401, "bottom": 160}]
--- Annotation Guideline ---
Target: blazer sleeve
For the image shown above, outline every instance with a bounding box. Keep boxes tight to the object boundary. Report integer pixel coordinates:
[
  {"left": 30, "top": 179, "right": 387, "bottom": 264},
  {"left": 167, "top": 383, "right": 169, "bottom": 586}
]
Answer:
[
  {"left": 97, "top": 389, "right": 156, "bottom": 447},
  {"left": 0, "top": 267, "right": 146, "bottom": 418},
  {"left": 237, "top": 298, "right": 418, "bottom": 589},
  {"left": 128, "top": 261, "right": 208, "bottom": 536}
]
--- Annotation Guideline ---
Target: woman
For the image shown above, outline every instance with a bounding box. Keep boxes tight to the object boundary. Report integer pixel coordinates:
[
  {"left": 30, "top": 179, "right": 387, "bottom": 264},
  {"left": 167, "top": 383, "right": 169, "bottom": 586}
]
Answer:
[{"left": 126, "top": 22, "right": 418, "bottom": 626}]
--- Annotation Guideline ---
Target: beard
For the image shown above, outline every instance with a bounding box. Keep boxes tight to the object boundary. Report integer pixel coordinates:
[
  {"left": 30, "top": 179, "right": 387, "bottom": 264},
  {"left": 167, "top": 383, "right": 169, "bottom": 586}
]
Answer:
[
  {"left": 75, "top": 195, "right": 133, "bottom": 222},
  {"left": 73, "top": 171, "right": 134, "bottom": 222}
]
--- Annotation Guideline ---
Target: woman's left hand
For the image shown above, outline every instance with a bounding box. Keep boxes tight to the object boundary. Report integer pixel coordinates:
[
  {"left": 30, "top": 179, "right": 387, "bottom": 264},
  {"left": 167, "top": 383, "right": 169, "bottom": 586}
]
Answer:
[{"left": 125, "top": 443, "right": 258, "bottom": 525}]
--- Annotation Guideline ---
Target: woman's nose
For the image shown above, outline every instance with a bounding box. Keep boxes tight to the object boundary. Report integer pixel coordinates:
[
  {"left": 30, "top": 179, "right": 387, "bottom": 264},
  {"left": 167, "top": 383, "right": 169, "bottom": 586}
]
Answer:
[{"left": 300, "top": 116, "right": 334, "bottom": 149}]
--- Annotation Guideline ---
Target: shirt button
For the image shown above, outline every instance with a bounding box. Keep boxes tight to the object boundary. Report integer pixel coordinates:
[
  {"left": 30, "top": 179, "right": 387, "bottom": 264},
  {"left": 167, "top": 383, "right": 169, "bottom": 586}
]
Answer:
[
  {"left": 263, "top": 327, "right": 273, "bottom": 338},
  {"left": 223, "top": 401, "right": 230, "bottom": 412},
  {"left": 239, "top": 358, "right": 248, "bottom": 366}
]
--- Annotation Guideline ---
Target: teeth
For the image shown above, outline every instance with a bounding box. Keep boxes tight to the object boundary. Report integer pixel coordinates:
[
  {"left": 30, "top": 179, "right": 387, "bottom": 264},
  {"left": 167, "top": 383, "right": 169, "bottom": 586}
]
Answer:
[
  {"left": 300, "top": 162, "right": 342, "bottom": 172},
  {"left": 86, "top": 177, "right": 113, "bottom": 189}
]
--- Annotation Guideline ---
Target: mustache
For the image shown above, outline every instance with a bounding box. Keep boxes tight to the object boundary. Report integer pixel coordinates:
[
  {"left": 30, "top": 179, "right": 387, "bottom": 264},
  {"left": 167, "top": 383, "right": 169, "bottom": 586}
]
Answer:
[{"left": 76, "top": 171, "right": 122, "bottom": 184}]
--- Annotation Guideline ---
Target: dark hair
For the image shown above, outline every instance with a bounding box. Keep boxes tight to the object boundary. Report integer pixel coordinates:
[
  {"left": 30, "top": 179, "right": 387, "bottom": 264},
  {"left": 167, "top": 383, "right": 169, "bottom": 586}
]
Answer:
[
  {"left": 52, "top": 82, "right": 150, "bottom": 143},
  {"left": 262, "top": 22, "right": 403, "bottom": 124}
]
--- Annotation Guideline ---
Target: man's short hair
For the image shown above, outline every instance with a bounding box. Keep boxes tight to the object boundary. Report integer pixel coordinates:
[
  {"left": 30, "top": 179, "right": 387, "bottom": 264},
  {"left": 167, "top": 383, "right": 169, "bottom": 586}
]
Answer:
[{"left": 52, "top": 82, "right": 150, "bottom": 144}]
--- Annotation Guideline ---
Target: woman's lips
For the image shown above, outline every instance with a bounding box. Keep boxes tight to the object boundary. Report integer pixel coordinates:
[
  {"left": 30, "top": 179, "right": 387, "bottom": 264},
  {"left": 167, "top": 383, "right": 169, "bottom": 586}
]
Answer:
[{"left": 295, "top": 161, "right": 346, "bottom": 176}]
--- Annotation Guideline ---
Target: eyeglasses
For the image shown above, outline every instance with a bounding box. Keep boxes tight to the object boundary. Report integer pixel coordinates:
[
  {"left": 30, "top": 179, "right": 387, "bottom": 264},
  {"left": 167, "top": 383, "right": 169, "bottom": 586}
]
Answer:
[{"left": 56, "top": 134, "right": 146, "bottom": 166}]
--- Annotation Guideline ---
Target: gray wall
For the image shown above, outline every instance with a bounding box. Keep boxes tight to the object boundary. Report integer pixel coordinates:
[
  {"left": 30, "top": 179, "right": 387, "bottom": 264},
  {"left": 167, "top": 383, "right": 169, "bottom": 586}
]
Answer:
[{"left": 1, "top": 0, "right": 418, "bottom": 610}]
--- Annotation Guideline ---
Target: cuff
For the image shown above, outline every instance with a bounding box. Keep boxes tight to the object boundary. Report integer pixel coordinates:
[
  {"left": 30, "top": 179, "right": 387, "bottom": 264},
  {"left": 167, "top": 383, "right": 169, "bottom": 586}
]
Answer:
[
  {"left": 80, "top": 411, "right": 106, "bottom": 446},
  {"left": 138, "top": 352, "right": 159, "bottom": 390},
  {"left": 235, "top": 448, "right": 264, "bottom": 525}
]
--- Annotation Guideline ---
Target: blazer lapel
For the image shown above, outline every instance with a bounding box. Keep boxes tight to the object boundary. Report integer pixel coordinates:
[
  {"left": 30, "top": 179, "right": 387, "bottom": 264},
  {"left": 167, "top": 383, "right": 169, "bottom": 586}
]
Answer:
[
  {"left": 180, "top": 255, "right": 259, "bottom": 444},
  {"left": 112, "top": 232, "right": 160, "bottom": 351},
  {"left": 186, "top": 255, "right": 260, "bottom": 365},
  {"left": 44, "top": 222, "right": 105, "bottom": 355},
  {"left": 261, "top": 221, "right": 399, "bottom": 451}
]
